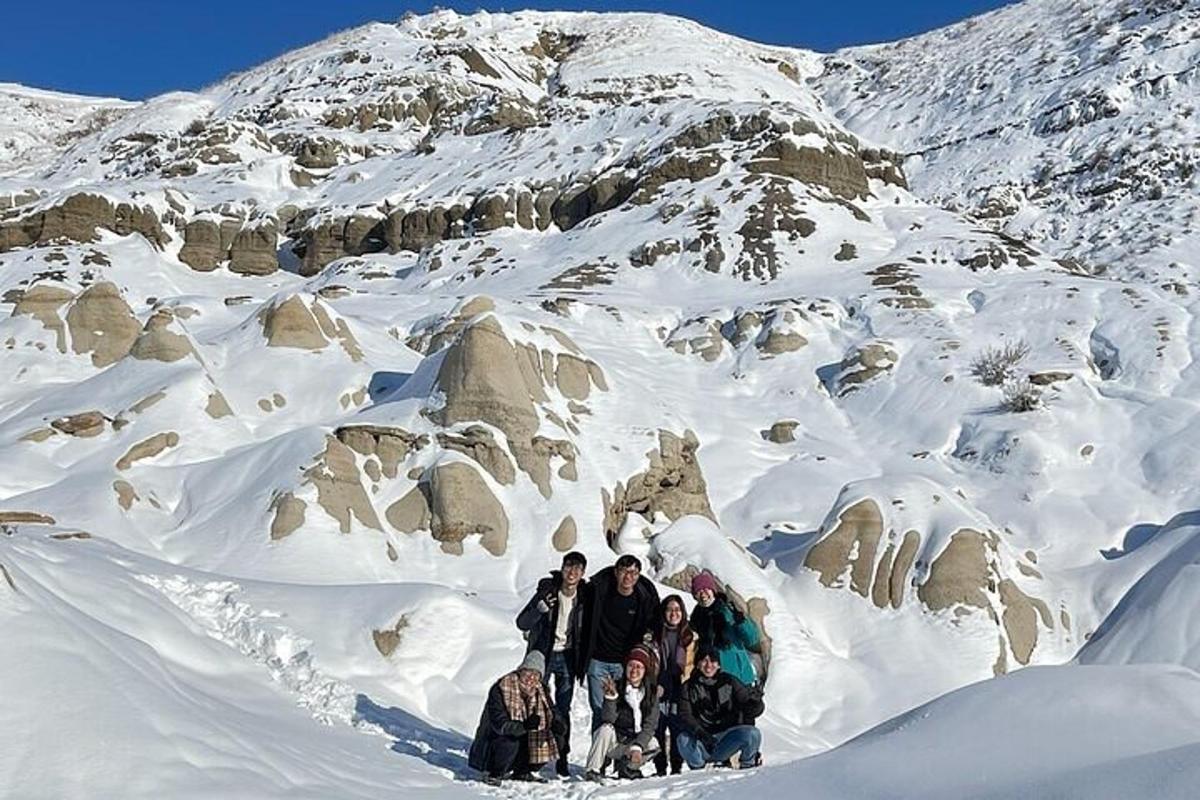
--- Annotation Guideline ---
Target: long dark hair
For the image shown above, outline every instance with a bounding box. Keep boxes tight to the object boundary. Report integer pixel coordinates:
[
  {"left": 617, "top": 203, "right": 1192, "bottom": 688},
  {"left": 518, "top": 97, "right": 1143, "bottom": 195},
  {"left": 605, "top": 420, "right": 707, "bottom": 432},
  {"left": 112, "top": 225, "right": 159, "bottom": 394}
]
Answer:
[{"left": 657, "top": 594, "right": 694, "bottom": 646}]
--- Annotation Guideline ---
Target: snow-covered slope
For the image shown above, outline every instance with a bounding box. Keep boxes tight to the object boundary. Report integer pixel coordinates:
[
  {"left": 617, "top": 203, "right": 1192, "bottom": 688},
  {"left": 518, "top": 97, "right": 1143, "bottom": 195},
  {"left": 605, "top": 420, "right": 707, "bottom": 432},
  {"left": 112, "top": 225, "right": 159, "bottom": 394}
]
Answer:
[
  {"left": 814, "top": 0, "right": 1200, "bottom": 283},
  {"left": 3, "top": 4, "right": 1200, "bottom": 798},
  {"left": 0, "top": 84, "right": 132, "bottom": 179}
]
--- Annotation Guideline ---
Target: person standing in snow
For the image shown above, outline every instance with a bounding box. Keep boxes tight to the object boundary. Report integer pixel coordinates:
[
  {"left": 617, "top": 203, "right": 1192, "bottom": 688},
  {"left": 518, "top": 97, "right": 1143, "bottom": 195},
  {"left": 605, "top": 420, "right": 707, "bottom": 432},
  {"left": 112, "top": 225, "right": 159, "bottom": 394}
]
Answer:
[
  {"left": 675, "top": 647, "right": 764, "bottom": 770},
  {"left": 581, "top": 554, "right": 661, "bottom": 731},
  {"left": 584, "top": 647, "right": 661, "bottom": 781},
  {"left": 653, "top": 593, "right": 696, "bottom": 775},
  {"left": 688, "top": 572, "right": 760, "bottom": 687},
  {"left": 515, "top": 550, "right": 590, "bottom": 776},
  {"left": 468, "top": 652, "right": 564, "bottom": 786}
]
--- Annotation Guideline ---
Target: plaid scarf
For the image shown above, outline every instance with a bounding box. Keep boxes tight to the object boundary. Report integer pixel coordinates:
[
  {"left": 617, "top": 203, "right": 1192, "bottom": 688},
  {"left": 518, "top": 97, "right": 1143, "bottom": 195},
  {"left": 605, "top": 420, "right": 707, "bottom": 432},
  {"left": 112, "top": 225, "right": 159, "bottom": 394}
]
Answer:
[{"left": 498, "top": 671, "right": 557, "bottom": 765}]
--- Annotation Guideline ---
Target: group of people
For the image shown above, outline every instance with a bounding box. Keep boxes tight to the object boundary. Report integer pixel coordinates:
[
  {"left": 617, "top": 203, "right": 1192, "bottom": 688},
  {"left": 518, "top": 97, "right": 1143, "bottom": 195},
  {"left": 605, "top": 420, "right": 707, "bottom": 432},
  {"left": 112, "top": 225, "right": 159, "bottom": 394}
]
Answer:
[{"left": 468, "top": 552, "right": 766, "bottom": 785}]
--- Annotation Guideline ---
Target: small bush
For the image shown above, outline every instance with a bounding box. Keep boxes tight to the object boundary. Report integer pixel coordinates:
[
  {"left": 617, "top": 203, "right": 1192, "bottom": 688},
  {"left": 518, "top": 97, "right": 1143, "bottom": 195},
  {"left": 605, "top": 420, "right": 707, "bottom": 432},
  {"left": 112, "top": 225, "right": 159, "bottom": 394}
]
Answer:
[
  {"left": 970, "top": 339, "right": 1031, "bottom": 387},
  {"left": 1001, "top": 377, "right": 1042, "bottom": 413}
]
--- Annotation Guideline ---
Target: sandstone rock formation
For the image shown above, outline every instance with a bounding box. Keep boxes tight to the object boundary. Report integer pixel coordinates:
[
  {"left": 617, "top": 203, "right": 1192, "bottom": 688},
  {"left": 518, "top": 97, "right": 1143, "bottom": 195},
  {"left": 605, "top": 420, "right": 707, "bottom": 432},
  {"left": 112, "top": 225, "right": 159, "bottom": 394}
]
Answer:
[
  {"left": 603, "top": 430, "right": 715, "bottom": 544},
  {"left": 64, "top": 282, "right": 140, "bottom": 367},
  {"left": 0, "top": 193, "right": 166, "bottom": 252},
  {"left": 805, "top": 478, "right": 1055, "bottom": 673},
  {"left": 129, "top": 309, "right": 196, "bottom": 362},
  {"left": 385, "top": 462, "right": 509, "bottom": 556}
]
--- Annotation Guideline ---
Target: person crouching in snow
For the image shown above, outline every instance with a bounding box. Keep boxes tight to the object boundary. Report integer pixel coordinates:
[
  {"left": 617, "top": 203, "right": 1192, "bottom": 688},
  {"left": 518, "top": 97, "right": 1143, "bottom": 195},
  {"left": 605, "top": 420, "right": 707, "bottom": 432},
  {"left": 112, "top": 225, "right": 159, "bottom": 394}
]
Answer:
[
  {"left": 675, "top": 647, "right": 764, "bottom": 770},
  {"left": 584, "top": 646, "right": 660, "bottom": 781},
  {"left": 688, "top": 571, "right": 761, "bottom": 688},
  {"left": 468, "top": 651, "right": 563, "bottom": 786}
]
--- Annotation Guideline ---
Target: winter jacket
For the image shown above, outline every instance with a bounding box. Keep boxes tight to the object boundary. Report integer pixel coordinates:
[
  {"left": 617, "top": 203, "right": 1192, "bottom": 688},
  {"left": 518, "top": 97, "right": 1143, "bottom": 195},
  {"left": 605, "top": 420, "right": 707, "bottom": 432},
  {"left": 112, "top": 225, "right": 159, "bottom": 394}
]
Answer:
[
  {"left": 515, "top": 570, "right": 590, "bottom": 679},
  {"left": 689, "top": 595, "right": 760, "bottom": 686},
  {"left": 677, "top": 671, "right": 764, "bottom": 738},
  {"left": 582, "top": 566, "right": 661, "bottom": 667},
  {"left": 467, "top": 676, "right": 559, "bottom": 772},
  {"left": 599, "top": 678, "right": 661, "bottom": 751},
  {"left": 656, "top": 626, "right": 696, "bottom": 705}
]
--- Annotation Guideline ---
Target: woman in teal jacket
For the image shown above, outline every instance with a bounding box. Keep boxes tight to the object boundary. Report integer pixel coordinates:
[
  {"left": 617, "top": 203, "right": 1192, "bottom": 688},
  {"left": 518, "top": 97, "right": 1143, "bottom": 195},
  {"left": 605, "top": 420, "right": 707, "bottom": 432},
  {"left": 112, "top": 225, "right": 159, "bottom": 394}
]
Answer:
[{"left": 688, "top": 572, "right": 760, "bottom": 687}]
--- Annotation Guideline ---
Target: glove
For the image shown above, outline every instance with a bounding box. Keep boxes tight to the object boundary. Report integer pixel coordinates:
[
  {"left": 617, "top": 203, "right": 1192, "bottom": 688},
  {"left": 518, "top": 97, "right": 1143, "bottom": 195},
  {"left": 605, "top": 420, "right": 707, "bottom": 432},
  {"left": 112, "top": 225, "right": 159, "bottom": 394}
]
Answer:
[
  {"left": 524, "top": 713, "right": 541, "bottom": 732},
  {"left": 701, "top": 733, "right": 717, "bottom": 753}
]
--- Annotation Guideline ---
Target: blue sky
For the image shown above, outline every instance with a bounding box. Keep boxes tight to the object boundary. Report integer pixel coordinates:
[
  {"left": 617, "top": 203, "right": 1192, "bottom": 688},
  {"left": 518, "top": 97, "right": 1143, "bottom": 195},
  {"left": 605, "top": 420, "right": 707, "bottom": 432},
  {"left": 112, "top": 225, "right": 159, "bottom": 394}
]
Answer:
[{"left": 3, "top": 1, "right": 1017, "bottom": 100}]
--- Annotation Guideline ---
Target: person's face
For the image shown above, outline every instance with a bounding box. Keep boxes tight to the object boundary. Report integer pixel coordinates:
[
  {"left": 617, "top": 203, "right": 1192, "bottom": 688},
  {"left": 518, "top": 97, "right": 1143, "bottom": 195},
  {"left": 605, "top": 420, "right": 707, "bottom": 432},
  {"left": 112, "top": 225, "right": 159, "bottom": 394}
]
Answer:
[
  {"left": 617, "top": 564, "right": 640, "bottom": 594},
  {"left": 664, "top": 600, "right": 684, "bottom": 627},
  {"left": 626, "top": 659, "right": 645, "bottom": 686},
  {"left": 699, "top": 655, "right": 720, "bottom": 678},
  {"left": 562, "top": 561, "right": 584, "bottom": 588},
  {"left": 694, "top": 587, "right": 715, "bottom": 607},
  {"left": 518, "top": 669, "right": 541, "bottom": 690}
]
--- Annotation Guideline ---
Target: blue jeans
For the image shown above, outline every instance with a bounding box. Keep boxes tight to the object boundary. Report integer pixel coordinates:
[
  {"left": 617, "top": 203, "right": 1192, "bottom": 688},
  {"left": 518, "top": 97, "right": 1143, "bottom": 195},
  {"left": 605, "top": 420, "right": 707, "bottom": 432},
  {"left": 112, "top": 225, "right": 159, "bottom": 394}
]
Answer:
[
  {"left": 675, "top": 725, "right": 762, "bottom": 769},
  {"left": 545, "top": 651, "right": 575, "bottom": 756},
  {"left": 586, "top": 659, "right": 626, "bottom": 731}
]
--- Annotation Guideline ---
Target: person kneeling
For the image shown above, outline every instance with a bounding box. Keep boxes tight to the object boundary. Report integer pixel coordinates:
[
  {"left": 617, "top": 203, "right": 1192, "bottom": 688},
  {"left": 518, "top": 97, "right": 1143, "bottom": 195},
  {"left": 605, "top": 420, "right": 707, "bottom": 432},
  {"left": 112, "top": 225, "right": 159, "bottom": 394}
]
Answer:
[
  {"left": 468, "top": 652, "right": 563, "bottom": 786},
  {"left": 584, "top": 647, "right": 660, "bottom": 781},
  {"left": 675, "top": 647, "right": 764, "bottom": 770}
]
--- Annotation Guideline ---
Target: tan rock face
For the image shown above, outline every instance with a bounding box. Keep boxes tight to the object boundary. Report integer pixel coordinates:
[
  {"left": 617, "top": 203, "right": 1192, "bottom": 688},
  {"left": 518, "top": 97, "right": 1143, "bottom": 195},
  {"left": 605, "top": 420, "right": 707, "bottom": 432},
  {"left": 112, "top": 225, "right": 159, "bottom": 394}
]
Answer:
[
  {"left": 335, "top": 425, "right": 428, "bottom": 480},
  {"left": 178, "top": 218, "right": 223, "bottom": 271},
  {"left": 113, "top": 480, "right": 139, "bottom": 510},
  {"left": 806, "top": 486, "right": 1056, "bottom": 670},
  {"left": 372, "top": 616, "right": 409, "bottom": 657},
  {"left": 261, "top": 295, "right": 329, "bottom": 351},
  {"left": 51, "top": 411, "right": 107, "bottom": 438},
  {"left": 129, "top": 309, "right": 195, "bottom": 362},
  {"left": 205, "top": 391, "right": 234, "bottom": 419},
  {"left": 427, "top": 462, "right": 508, "bottom": 556},
  {"left": 228, "top": 219, "right": 279, "bottom": 275},
  {"left": 805, "top": 499, "right": 884, "bottom": 598},
  {"left": 270, "top": 492, "right": 307, "bottom": 540},
  {"left": 116, "top": 432, "right": 180, "bottom": 470},
  {"left": 11, "top": 284, "right": 73, "bottom": 352},
  {"left": 746, "top": 139, "right": 870, "bottom": 200},
  {"left": 65, "top": 282, "right": 140, "bottom": 367},
  {"left": 437, "top": 426, "right": 516, "bottom": 485},
  {"left": 918, "top": 530, "right": 992, "bottom": 612},
  {"left": 603, "top": 430, "right": 716, "bottom": 543},
  {"left": 435, "top": 316, "right": 546, "bottom": 486},
  {"left": 763, "top": 420, "right": 799, "bottom": 444},
  {"left": 0, "top": 511, "right": 56, "bottom": 524},
  {"left": 552, "top": 516, "right": 577, "bottom": 552},
  {"left": 831, "top": 341, "right": 898, "bottom": 396},
  {"left": 303, "top": 436, "right": 382, "bottom": 533},
  {"left": 0, "top": 193, "right": 166, "bottom": 252},
  {"left": 385, "top": 462, "right": 508, "bottom": 556}
]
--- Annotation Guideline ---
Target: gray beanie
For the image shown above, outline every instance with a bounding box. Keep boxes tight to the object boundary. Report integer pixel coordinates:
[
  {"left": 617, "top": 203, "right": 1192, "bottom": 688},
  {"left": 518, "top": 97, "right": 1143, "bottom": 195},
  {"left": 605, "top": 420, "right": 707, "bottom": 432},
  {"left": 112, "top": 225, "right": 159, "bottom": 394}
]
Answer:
[{"left": 518, "top": 651, "right": 545, "bottom": 676}]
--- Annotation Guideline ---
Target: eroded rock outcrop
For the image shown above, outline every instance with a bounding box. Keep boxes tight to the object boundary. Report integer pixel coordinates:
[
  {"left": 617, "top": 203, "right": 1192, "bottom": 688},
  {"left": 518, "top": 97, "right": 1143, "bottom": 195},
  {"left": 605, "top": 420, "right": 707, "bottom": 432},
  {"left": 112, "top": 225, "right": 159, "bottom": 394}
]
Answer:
[
  {"left": 258, "top": 294, "right": 363, "bottom": 359},
  {"left": 129, "top": 309, "right": 195, "bottom": 362},
  {"left": 64, "top": 282, "right": 140, "bottom": 367},
  {"left": 603, "top": 430, "right": 715, "bottom": 544},
  {"left": 805, "top": 477, "right": 1055, "bottom": 672},
  {"left": 0, "top": 193, "right": 167, "bottom": 252},
  {"left": 385, "top": 462, "right": 509, "bottom": 556}
]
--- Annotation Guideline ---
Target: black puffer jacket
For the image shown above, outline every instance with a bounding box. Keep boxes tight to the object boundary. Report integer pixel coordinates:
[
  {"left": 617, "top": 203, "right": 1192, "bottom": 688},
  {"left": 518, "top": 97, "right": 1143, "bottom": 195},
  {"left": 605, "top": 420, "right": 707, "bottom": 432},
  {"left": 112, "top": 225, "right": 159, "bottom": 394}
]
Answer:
[
  {"left": 677, "top": 671, "right": 764, "bottom": 737},
  {"left": 515, "top": 571, "right": 590, "bottom": 679}
]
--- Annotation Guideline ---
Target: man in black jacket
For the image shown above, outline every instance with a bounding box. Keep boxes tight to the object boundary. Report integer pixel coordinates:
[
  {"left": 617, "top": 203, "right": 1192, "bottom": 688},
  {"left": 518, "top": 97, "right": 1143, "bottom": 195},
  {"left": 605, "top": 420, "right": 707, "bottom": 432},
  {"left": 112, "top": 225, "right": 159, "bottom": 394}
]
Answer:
[
  {"left": 582, "top": 554, "right": 661, "bottom": 732},
  {"left": 515, "top": 551, "right": 589, "bottom": 776},
  {"left": 675, "top": 647, "right": 764, "bottom": 770}
]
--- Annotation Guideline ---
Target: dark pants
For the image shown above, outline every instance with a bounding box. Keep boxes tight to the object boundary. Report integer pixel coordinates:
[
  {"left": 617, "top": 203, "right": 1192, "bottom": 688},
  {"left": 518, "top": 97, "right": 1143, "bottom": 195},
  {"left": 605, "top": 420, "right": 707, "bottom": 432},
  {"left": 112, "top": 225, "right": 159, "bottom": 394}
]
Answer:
[
  {"left": 653, "top": 709, "right": 683, "bottom": 775},
  {"left": 545, "top": 650, "right": 575, "bottom": 759},
  {"left": 485, "top": 733, "right": 527, "bottom": 776}
]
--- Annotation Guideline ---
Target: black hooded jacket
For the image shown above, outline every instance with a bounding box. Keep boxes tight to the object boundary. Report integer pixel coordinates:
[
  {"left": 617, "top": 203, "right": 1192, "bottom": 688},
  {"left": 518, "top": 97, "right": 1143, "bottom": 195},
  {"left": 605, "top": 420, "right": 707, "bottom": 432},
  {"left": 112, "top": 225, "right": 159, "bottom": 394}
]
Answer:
[{"left": 516, "top": 570, "right": 590, "bottom": 679}]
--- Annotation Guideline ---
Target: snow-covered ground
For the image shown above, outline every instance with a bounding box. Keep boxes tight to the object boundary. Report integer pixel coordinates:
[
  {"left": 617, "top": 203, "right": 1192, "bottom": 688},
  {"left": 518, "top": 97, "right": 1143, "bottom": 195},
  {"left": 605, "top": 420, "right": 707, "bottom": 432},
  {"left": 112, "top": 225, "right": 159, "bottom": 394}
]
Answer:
[{"left": 2, "top": 2, "right": 1200, "bottom": 797}]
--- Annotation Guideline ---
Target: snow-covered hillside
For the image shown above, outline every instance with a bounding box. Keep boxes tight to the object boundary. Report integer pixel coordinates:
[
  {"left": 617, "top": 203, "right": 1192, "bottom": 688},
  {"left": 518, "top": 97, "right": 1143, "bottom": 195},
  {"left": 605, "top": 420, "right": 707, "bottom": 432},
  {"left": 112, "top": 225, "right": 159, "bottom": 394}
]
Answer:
[
  {"left": 814, "top": 0, "right": 1200, "bottom": 283},
  {"left": 3, "top": 3, "right": 1200, "bottom": 798}
]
